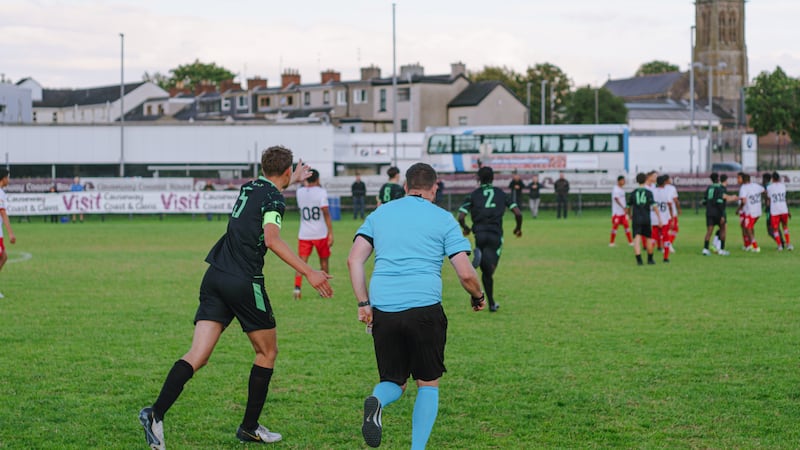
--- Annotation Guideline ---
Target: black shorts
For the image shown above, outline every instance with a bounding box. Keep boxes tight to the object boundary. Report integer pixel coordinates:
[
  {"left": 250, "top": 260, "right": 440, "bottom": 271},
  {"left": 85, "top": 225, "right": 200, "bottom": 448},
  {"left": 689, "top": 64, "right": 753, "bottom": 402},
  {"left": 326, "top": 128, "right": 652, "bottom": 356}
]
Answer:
[
  {"left": 372, "top": 303, "right": 448, "bottom": 384},
  {"left": 631, "top": 222, "right": 651, "bottom": 238},
  {"left": 706, "top": 214, "right": 724, "bottom": 227},
  {"left": 195, "top": 265, "right": 276, "bottom": 332},
  {"left": 475, "top": 231, "right": 502, "bottom": 271}
]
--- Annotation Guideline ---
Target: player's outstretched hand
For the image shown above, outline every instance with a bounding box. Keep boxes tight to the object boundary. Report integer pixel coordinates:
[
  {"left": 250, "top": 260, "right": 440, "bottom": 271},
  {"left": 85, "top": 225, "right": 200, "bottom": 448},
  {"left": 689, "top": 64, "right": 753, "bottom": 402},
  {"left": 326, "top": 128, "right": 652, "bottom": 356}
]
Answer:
[
  {"left": 470, "top": 293, "right": 486, "bottom": 311},
  {"left": 513, "top": 227, "right": 522, "bottom": 237},
  {"left": 307, "top": 270, "right": 334, "bottom": 298},
  {"left": 291, "top": 159, "right": 312, "bottom": 184}
]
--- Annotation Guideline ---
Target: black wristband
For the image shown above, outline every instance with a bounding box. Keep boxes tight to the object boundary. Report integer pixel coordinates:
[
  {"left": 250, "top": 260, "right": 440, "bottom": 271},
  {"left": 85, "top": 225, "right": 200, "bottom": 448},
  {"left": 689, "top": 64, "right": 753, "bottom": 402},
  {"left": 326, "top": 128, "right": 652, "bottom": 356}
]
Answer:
[
  {"left": 471, "top": 293, "right": 484, "bottom": 302},
  {"left": 358, "top": 300, "right": 371, "bottom": 307}
]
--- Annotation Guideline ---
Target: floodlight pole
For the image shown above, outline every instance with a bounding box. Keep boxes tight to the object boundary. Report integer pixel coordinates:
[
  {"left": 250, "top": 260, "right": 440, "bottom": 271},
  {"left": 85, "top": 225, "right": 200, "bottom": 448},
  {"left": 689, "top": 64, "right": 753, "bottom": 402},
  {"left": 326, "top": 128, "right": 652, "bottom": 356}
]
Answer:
[
  {"left": 540, "top": 80, "right": 547, "bottom": 125},
  {"left": 526, "top": 82, "right": 532, "bottom": 124},
  {"left": 391, "top": 2, "right": 398, "bottom": 167},
  {"left": 119, "top": 32, "right": 125, "bottom": 177},
  {"left": 689, "top": 25, "right": 696, "bottom": 173}
]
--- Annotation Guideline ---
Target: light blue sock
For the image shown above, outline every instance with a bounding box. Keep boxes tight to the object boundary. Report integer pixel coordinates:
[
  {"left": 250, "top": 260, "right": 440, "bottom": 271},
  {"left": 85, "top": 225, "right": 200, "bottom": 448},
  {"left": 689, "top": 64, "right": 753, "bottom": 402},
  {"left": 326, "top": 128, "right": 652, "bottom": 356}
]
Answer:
[
  {"left": 372, "top": 381, "right": 403, "bottom": 408},
  {"left": 411, "top": 386, "right": 439, "bottom": 450}
]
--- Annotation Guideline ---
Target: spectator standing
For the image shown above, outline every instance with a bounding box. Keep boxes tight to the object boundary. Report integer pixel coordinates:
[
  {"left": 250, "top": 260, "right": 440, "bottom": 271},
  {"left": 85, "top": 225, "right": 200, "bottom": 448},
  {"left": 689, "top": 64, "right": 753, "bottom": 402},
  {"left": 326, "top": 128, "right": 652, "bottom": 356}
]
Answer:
[
  {"left": 70, "top": 176, "right": 85, "bottom": 223},
  {"left": 554, "top": 172, "right": 570, "bottom": 219},
  {"left": 527, "top": 174, "right": 542, "bottom": 219},
  {"left": 351, "top": 174, "right": 367, "bottom": 219}
]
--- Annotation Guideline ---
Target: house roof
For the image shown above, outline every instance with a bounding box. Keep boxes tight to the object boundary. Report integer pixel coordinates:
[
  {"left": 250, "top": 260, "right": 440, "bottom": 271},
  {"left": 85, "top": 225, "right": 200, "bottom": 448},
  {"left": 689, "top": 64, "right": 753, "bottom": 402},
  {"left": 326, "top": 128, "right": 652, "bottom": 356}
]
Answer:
[
  {"left": 447, "top": 81, "right": 503, "bottom": 107},
  {"left": 371, "top": 73, "right": 463, "bottom": 86},
  {"left": 625, "top": 99, "right": 718, "bottom": 122},
  {"left": 35, "top": 82, "right": 147, "bottom": 107},
  {"left": 603, "top": 72, "right": 684, "bottom": 99}
]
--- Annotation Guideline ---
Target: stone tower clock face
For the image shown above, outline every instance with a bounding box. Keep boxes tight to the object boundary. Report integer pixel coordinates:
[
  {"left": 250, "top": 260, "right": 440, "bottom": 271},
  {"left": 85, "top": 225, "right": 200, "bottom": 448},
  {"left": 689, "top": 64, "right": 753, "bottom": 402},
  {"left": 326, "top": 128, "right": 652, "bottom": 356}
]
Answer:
[{"left": 694, "top": 0, "right": 748, "bottom": 114}]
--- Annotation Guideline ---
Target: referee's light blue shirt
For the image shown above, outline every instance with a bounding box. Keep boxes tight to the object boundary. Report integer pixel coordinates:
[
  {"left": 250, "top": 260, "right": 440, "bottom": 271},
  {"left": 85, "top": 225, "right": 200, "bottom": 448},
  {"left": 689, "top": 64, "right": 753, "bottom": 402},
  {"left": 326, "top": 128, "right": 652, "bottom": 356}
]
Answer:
[{"left": 356, "top": 196, "right": 471, "bottom": 312}]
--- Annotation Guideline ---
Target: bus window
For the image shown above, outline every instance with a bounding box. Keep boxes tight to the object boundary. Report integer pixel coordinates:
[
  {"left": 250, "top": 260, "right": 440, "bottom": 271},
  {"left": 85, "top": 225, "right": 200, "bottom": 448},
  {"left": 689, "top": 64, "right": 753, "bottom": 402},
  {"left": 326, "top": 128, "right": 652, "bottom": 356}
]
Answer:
[
  {"left": 513, "top": 135, "right": 541, "bottom": 152},
  {"left": 428, "top": 135, "right": 452, "bottom": 154},
  {"left": 563, "top": 135, "right": 591, "bottom": 152},
  {"left": 484, "top": 135, "right": 513, "bottom": 153},
  {"left": 593, "top": 135, "right": 621, "bottom": 152},
  {"left": 454, "top": 135, "right": 481, "bottom": 153},
  {"left": 541, "top": 135, "right": 560, "bottom": 152}
]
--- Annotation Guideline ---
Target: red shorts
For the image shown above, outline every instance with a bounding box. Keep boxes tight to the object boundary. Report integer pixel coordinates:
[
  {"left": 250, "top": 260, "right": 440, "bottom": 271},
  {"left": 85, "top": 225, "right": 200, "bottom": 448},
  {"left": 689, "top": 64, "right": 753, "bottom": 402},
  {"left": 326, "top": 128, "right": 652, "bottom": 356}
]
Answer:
[
  {"left": 611, "top": 214, "right": 629, "bottom": 228},
  {"left": 0, "top": 237, "right": 4, "bottom": 255},
  {"left": 742, "top": 215, "right": 759, "bottom": 230},
  {"left": 298, "top": 238, "right": 331, "bottom": 259},
  {"left": 771, "top": 213, "right": 789, "bottom": 230},
  {"left": 651, "top": 226, "right": 668, "bottom": 242},
  {"left": 670, "top": 217, "right": 679, "bottom": 232}
]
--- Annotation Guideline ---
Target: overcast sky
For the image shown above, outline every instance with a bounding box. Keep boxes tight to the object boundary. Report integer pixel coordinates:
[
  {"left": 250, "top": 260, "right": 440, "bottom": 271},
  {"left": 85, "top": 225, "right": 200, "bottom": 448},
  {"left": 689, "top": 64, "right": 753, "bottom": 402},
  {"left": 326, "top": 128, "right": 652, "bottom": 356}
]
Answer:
[{"left": 2, "top": 0, "right": 798, "bottom": 89}]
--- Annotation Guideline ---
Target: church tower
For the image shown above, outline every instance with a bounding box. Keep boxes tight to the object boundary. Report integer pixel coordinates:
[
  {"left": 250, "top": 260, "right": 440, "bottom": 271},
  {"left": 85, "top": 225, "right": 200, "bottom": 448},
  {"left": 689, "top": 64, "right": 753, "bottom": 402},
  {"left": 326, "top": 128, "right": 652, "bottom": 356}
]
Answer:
[{"left": 694, "top": 0, "right": 748, "bottom": 115}]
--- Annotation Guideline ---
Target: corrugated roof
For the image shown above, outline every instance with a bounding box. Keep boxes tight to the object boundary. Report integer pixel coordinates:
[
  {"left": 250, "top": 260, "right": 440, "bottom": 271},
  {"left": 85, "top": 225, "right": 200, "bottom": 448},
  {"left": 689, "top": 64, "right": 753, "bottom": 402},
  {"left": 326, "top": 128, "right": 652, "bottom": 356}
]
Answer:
[
  {"left": 604, "top": 72, "right": 683, "bottom": 98},
  {"left": 35, "top": 82, "right": 146, "bottom": 107}
]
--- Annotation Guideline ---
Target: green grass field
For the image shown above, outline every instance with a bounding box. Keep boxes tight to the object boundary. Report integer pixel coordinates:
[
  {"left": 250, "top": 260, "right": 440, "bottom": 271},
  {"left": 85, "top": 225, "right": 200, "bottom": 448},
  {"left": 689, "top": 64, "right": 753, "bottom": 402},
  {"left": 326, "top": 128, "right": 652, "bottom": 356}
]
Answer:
[{"left": 0, "top": 209, "right": 798, "bottom": 449}]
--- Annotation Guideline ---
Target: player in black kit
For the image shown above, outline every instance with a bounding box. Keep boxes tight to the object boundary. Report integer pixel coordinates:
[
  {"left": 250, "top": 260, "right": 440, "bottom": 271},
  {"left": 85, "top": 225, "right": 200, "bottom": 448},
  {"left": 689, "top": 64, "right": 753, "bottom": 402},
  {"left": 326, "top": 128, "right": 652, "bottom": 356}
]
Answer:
[
  {"left": 457, "top": 166, "right": 522, "bottom": 312},
  {"left": 627, "top": 172, "right": 661, "bottom": 265},
  {"left": 139, "top": 146, "right": 333, "bottom": 450},
  {"left": 377, "top": 166, "right": 405, "bottom": 206}
]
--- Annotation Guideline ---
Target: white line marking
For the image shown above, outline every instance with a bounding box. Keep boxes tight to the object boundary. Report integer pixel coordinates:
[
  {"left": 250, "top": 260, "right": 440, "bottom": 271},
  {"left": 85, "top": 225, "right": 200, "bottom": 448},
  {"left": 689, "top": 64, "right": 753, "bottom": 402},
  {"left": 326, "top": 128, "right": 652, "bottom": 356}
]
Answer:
[{"left": 7, "top": 251, "right": 32, "bottom": 264}]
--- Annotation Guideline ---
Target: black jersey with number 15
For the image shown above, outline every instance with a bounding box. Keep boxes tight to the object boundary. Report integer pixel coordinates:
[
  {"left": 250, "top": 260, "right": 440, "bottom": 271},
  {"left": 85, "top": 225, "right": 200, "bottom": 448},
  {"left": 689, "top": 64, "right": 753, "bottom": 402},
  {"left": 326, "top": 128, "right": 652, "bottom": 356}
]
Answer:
[
  {"left": 459, "top": 184, "right": 516, "bottom": 235},
  {"left": 205, "top": 176, "right": 286, "bottom": 279}
]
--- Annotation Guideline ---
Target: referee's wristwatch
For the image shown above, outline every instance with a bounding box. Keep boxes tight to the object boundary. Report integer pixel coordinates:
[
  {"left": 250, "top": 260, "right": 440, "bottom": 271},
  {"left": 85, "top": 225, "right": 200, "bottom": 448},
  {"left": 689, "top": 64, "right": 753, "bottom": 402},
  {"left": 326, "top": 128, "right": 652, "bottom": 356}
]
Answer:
[{"left": 357, "top": 300, "right": 371, "bottom": 307}]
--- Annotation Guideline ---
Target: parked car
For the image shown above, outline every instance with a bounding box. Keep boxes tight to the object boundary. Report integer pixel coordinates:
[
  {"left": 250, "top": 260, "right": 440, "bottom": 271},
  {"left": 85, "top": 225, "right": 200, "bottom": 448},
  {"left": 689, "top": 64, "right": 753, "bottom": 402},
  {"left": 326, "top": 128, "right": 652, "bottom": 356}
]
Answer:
[{"left": 711, "top": 161, "right": 742, "bottom": 172}]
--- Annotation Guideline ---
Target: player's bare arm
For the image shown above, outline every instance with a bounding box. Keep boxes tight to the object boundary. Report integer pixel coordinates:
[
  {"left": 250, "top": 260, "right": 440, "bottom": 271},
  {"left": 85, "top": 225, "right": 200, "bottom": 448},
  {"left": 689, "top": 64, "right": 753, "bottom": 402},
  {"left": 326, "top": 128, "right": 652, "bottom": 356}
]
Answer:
[
  {"left": 264, "top": 223, "right": 333, "bottom": 297},
  {"left": 322, "top": 206, "right": 334, "bottom": 247},
  {"left": 0, "top": 210, "right": 15, "bottom": 244},
  {"left": 347, "top": 236, "right": 374, "bottom": 325}
]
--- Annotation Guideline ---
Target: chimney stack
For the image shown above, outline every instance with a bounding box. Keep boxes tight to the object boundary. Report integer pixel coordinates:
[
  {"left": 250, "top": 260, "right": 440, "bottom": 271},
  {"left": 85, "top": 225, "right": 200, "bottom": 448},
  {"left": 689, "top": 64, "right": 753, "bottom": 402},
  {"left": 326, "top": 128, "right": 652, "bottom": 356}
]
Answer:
[
  {"left": 247, "top": 77, "right": 268, "bottom": 90},
  {"left": 400, "top": 63, "right": 424, "bottom": 80},
  {"left": 321, "top": 69, "right": 341, "bottom": 84},
  {"left": 281, "top": 69, "right": 301, "bottom": 88},
  {"left": 360, "top": 65, "right": 381, "bottom": 81},
  {"left": 450, "top": 62, "right": 466, "bottom": 78}
]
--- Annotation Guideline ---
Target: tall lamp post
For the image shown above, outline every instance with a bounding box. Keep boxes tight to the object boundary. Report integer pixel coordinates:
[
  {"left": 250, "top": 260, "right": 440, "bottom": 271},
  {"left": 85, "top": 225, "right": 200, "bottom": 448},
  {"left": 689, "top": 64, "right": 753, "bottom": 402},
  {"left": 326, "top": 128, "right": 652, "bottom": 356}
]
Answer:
[
  {"left": 693, "top": 61, "right": 727, "bottom": 171},
  {"left": 689, "top": 25, "right": 696, "bottom": 173},
  {"left": 526, "top": 82, "right": 532, "bottom": 124},
  {"left": 391, "top": 3, "right": 398, "bottom": 167},
  {"left": 540, "top": 80, "right": 547, "bottom": 125},
  {"left": 119, "top": 32, "right": 125, "bottom": 177}
]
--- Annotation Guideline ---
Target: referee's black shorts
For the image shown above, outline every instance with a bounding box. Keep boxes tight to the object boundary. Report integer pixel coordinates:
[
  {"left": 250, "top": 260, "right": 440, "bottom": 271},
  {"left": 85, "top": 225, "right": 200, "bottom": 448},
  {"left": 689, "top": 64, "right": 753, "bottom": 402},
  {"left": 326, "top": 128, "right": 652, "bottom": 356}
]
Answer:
[
  {"left": 372, "top": 303, "right": 448, "bottom": 384},
  {"left": 195, "top": 265, "right": 276, "bottom": 332}
]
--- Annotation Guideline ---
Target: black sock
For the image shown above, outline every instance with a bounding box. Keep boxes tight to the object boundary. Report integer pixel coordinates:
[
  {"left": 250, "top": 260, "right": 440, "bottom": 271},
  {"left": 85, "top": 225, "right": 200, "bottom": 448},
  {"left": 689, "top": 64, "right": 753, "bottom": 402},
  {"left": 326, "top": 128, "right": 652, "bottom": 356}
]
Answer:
[
  {"left": 720, "top": 239, "right": 725, "bottom": 250},
  {"left": 704, "top": 240, "right": 709, "bottom": 249},
  {"left": 481, "top": 271, "right": 494, "bottom": 306},
  {"left": 647, "top": 254, "right": 654, "bottom": 262},
  {"left": 241, "top": 365, "right": 274, "bottom": 431},
  {"left": 635, "top": 254, "right": 643, "bottom": 264},
  {"left": 152, "top": 359, "right": 195, "bottom": 420}
]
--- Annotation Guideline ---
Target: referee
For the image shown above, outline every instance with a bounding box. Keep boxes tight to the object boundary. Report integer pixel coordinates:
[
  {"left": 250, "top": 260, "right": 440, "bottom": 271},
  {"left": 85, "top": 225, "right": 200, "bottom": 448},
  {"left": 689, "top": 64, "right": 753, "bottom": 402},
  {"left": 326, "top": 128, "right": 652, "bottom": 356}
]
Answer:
[{"left": 348, "top": 162, "right": 483, "bottom": 449}]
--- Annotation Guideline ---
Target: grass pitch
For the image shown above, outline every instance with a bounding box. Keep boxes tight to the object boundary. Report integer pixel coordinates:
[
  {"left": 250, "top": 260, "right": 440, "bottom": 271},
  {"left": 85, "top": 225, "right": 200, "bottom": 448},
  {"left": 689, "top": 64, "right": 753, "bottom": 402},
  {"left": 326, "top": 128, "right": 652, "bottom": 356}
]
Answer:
[{"left": 0, "top": 209, "right": 797, "bottom": 449}]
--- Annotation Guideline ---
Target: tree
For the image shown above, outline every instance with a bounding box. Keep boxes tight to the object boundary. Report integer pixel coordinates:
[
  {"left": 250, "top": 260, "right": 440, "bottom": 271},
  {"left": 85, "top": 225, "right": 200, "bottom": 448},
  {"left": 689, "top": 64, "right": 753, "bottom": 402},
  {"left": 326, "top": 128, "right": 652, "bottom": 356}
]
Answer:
[
  {"left": 635, "top": 60, "right": 680, "bottom": 76},
  {"left": 745, "top": 66, "right": 800, "bottom": 144},
  {"left": 142, "top": 60, "right": 236, "bottom": 91},
  {"left": 469, "top": 63, "right": 571, "bottom": 124},
  {"left": 563, "top": 86, "right": 628, "bottom": 124}
]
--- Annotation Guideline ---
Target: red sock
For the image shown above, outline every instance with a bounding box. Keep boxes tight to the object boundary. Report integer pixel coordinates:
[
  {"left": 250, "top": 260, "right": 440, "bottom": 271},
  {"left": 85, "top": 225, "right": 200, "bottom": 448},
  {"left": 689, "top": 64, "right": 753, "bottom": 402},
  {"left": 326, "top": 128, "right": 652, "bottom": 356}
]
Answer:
[
  {"left": 785, "top": 230, "right": 791, "bottom": 245},
  {"left": 294, "top": 275, "right": 302, "bottom": 289},
  {"left": 610, "top": 230, "right": 617, "bottom": 244},
  {"left": 625, "top": 230, "right": 633, "bottom": 243}
]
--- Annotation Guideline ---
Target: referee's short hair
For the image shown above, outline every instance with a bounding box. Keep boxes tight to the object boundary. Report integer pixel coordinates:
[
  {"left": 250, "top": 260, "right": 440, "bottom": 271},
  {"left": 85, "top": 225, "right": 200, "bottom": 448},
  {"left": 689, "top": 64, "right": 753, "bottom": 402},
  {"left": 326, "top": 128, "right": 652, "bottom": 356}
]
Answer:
[{"left": 405, "top": 163, "right": 437, "bottom": 191}]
